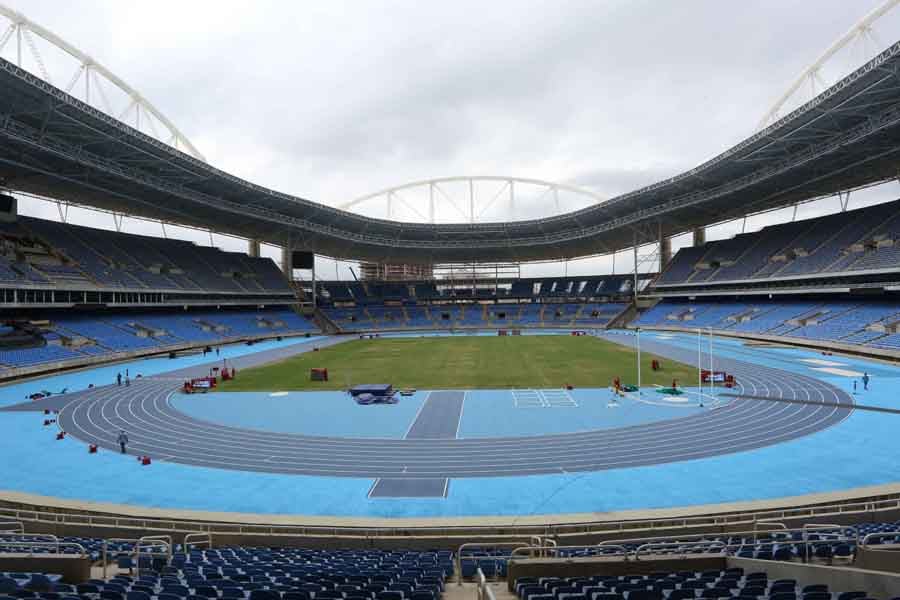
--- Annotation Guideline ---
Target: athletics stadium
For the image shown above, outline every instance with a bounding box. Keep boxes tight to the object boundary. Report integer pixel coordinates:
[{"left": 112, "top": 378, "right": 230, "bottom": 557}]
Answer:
[{"left": 0, "top": 0, "right": 899, "bottom": 596}]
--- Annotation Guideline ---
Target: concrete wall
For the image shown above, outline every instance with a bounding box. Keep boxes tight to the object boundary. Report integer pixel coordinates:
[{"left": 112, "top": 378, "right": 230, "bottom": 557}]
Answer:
[
  {"left": 727, "top": 557, "right": 900, "bottom": 598},
  {"left": 507, "top": 555, "right": 900, "bottom": 597},
  {"left": 0, "top": 554, "right": 90, "bottom": 583},
  {"left": 508, "top": 556, "right": 727, "bottom": 591},
  {"left": 855, "top": 546, "right": 900, "bottom": 574}
]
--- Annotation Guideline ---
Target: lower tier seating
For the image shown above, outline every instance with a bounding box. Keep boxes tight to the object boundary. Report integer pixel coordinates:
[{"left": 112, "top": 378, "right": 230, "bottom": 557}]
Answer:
[
  {"left": 0, "top": 308, "right": 318, "bottom": 372},
  {"left": 514, "top": 567, "right": 893, "bottom": 600},
  {"left": 322, "top": 303, "right": 627, "bottom": 332}
]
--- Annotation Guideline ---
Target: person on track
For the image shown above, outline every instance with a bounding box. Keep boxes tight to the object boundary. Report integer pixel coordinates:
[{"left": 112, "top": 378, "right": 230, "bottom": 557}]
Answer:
[
  {"left": 125, "top": 376, "right": 130, "bottom": 388},
  {"left": 117, "top": 372, "right": 122, "bottom": 387},
  {"left": 117, "top": 430, "right": 129, "bottom": 454},
  {"left": 863, "top": 372, "right": 870, "bottom": 391}
]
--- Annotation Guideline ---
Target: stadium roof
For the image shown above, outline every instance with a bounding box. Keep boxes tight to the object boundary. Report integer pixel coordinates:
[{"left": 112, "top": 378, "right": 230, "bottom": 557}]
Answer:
[{"left": 2, "top": 43, "right": 900, "bottom": 264}]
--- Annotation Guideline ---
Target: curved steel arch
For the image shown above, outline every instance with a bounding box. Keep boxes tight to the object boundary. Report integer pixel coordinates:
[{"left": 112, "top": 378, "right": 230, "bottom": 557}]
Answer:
[
  {"left": 0, "top": 3, "right": 205, "bottom": 161},
  {"left": 759, "top": 0, "right": 900, "bottom": 129},
  {"left": 340, "top": 176, "right": 606, "bottom": 223}
]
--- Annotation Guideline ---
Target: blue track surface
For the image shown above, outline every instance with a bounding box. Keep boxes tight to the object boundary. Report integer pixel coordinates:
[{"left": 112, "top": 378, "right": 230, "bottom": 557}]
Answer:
[
  {"left": 172, "top": 391, "right": 426, "bottom": 438},
  {"left": 458, "top": 388, "right": 706, "bottom": 438},
  {"left": 0, "top": 330, "right": 897, "bottom": 517}
]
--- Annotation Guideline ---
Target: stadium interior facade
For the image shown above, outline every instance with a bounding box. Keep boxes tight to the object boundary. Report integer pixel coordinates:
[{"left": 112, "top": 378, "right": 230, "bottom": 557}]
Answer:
[{"left": 1, "top": 2, "right": 900, "bottom": 597}]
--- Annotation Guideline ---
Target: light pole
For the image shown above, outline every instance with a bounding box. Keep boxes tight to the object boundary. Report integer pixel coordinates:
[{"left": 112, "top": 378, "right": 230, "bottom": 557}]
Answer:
[{"left": 636, "top": 327, "right": 642, "bottom": 395}]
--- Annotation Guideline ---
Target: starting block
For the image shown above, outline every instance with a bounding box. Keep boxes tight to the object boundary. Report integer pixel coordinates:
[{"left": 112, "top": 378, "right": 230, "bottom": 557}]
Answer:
[{"left": 139, "top": 456, "right": 151, "bottom": 466}]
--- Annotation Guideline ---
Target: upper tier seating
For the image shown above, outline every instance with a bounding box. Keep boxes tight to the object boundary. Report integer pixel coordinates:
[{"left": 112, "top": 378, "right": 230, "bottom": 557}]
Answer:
[
  {"left": 657, "top": 199, "right": 900, "bottom": 286},
  {"left": 0, "top": 217, "right": 292, "bottom": 294}
]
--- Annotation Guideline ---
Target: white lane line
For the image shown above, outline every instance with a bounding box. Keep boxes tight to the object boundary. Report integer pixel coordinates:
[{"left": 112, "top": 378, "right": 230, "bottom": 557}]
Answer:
[
  {"left": 455, "top": 391, "right": 466, "bottom": 439},
  {"left": 403, "top": 391, "right": 432, "bottom": 439}
]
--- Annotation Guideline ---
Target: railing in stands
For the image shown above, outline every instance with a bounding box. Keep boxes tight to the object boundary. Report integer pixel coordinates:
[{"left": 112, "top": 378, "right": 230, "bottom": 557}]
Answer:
[
  {"left": 634, "top": 540, "right": 727, "bottom": 560},
  {"left": 861, "top": 531, "right": 900, "bottom": 547},
  {"left": 0, "top": 521, "right": 23, "bottom": 534},
  {"left": 0, "top": 493, "right": 897, "bottom": 538},
  {"left": 0, "top": 532, "right": 59, "bottom": 552},
  {"left": 102, "top": 536, "right": 171, "bottom": 579},
  {"left": 183, "top": 532, "right": 212, "bottom": 549},
  {"left": 474, "top": 569, "right": 495, "bottom": 600},
  {"left": 140, "top": 534, "right": 173, "bottom": 559},
  {"left": 509, "top": 543, "right": 631, "bottom": 561},
  {"left": 457, "top": 541, "right": 534, "bottom": 585},
  {"left": 0, "top": 540, "right": 85, "bottom": 557}
]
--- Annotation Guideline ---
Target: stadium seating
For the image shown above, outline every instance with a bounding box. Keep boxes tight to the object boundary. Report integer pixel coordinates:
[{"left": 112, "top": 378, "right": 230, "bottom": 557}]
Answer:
[
  {"left": 513, "top": 566, "right": 887, "bottom": 600},
  {"left": 634, "top": 298, "right": 900, "bottom": 351},
  {"left": 320, "top": 301, "right": 626, "bottom": 332},
  {"left": 0, "top": 541, "right": 453, "bottom": 600},
  {"left": 0, "top": 309, "right": 318, "bottom": 370},
  {"left": 657, "top": 200, "right": 900, "bottom": 286},
  {"left": 0, "top": 216, "right": 292, "bottom": 294}
]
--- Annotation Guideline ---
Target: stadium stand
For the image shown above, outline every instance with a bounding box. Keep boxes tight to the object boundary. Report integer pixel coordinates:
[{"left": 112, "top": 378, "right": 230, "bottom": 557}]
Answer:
[
  {"left": 312, "top": 274, "right": 634, "bottom": 332},
  {"left": 656, "top": 200, "right": 900, "bottom": 286},
  {"left": 319, "top": 301, "right": 628, "bottom": 332},
  {"left": 0, "top": 217, "right": 292, "bottom": 294},
  {"left": 512, "top": 567, "right": 888, "bottom": 600},
  {"left": 0, "top": 540, "right": 454, "bottom": 599},
  {"left": 0, "top": 308, "right": 318, "bottom": 372},
  {"left": 633, "top": 298, "right": 900, "bottom": 352}
]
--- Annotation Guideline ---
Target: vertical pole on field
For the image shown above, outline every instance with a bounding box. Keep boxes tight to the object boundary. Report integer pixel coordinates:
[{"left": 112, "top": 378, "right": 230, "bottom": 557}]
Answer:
[
  {"left": 708, "top": 327, "right": 714, "bottom": 399},
  {"left": 636, "top": 327, "right": 642, "bottom": 395},
  {"left": 698, "top": 328, "right": 703, "bottom": 406}
]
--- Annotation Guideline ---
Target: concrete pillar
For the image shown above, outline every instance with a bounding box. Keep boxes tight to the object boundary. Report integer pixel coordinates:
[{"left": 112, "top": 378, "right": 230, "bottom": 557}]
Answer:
[
  {"left": 281, "top": 246, "right": 293, "bottom": 276},
  {"left": 248, "top": 239, "right": 261, "bottom": 258},
  {"left": 659, "top": 237, "right": 672, "bottom": 270},
  {"left": 692, "top": 227, "right": 706, "bottom": 247},
  {"left": 658, "top": 223, "right": 672, "bottom": 270}
]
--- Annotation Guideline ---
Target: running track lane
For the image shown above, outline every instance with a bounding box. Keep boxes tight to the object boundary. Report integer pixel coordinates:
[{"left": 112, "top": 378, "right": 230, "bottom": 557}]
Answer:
[{"left": 56, "top": 336, "right": 853, "bottom": 478}]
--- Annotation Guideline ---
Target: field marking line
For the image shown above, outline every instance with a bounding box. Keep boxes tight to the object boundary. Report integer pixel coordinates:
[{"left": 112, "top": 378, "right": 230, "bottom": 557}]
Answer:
[
  {"left": 403, "top": 390, "right": 431, "bottom": 439},
  {"left": 455, "top": 391, "right": 466, "bottom": 439},
  {"left": 366, "top": 479, "right": 381, "bottom": 499}
]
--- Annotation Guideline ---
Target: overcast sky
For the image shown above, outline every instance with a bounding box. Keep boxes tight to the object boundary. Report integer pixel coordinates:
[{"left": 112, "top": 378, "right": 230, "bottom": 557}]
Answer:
[{"left": 2, "top": 0, "right": 900, "bottom": 279}]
